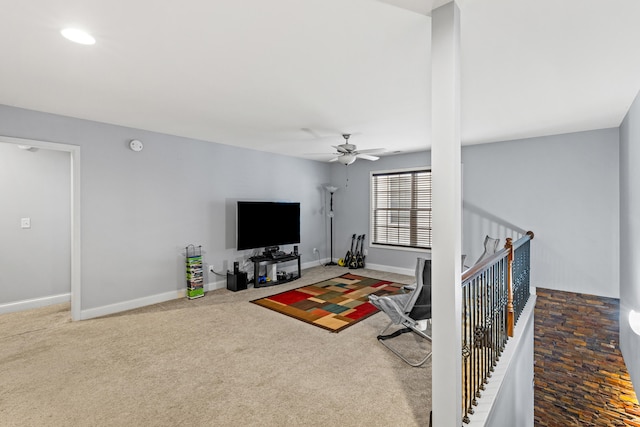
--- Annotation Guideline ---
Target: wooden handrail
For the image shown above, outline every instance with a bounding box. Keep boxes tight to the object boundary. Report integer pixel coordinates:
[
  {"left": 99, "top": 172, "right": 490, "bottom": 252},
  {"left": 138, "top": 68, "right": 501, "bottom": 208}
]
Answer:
[
  {"left": 512, "top": 230, "right": 534, "bottom": 250},
  {"left": 461, "top": 247, "right": 510, "bottom": 284}
]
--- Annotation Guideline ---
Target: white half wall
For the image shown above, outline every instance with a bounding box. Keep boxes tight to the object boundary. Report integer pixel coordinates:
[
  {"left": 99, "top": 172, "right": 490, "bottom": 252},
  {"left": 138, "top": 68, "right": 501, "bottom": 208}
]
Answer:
[{"left": 469, "top": 296, "right": 536, "bottom": 427}]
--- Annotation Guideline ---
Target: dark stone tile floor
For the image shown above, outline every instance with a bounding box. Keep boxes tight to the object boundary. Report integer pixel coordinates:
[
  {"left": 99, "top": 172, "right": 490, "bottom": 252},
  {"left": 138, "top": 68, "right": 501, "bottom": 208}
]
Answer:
[{"left": 535, "top": 288, "right": 640, "bottom": 426}]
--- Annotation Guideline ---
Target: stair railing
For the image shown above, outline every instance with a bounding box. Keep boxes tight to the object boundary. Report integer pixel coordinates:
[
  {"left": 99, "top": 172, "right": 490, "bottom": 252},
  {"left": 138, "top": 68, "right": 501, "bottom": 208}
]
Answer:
[{"left": 460, "top": 231, "right": 534, "bottom": 424}]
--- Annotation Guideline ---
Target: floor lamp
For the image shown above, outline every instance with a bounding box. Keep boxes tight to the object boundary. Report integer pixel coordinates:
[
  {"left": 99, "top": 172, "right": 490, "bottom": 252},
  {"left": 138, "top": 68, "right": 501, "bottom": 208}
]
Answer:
[{"left": 325, "top": 185, "right": 338, "bottom": 266}]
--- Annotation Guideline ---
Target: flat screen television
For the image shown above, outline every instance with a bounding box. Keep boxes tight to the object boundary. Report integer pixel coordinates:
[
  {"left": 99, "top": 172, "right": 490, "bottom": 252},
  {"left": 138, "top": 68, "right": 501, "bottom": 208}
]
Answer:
[{"left": 236, "top": 201, "right": 300, "bottom": 250}]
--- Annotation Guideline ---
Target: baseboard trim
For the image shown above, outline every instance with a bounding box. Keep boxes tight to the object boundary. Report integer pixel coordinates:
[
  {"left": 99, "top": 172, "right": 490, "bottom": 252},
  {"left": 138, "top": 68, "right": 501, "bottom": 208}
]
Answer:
[
  {"left": 0, "top": 293, "right": 71, "bottom": 315},
  {"left": 79, "top": 279, "right": 227, "bottom": 320},
  {"left": 77, "top": 261, "right": 409, "bottom": 321},
  {"left": 364, "top": 262, "right": 414, "bottom": 277},
  {"left": 206, "top": 278, "right": 227, "bottom": 293},
  {"left": 301, "top": 258, "right": 328, "bottom": 270}
]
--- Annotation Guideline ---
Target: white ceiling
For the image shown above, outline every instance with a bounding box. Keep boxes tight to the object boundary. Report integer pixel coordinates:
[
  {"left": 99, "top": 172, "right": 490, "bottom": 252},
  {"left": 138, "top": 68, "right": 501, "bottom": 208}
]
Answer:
[{"left": 1, "top": 0, "right": 639, "bottom": 161}]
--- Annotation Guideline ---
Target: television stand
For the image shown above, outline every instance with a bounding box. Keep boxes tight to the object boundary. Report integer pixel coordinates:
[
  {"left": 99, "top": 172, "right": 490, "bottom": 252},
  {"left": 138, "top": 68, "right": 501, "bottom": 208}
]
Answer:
[{"left": 249, "top": 253, "right": 301, "bottom": 288}]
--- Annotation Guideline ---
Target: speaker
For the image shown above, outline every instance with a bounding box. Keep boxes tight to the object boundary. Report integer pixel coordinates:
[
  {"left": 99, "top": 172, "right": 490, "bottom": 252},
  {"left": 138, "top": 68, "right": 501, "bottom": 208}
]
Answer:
[
  {"left": 227, "top": 271, "right": 247, "bottom": 292},
  {"left": 293, "top": 245, "right": 298, "bottom": 255},
  {"left": 233, "top": 261, "right": 239, "bottom": 274}
]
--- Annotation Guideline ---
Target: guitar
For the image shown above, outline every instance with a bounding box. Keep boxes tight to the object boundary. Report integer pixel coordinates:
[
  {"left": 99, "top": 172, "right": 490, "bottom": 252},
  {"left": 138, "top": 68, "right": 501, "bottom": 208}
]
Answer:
[
  {"left": 356, "top": 234, "right": 366, "bottom": 268},
  {"left": 343, "top": 234, "right": 356, "bottom": 268},
  {"left": 349, "top": 235, "right": 361, "bottom": 269}
]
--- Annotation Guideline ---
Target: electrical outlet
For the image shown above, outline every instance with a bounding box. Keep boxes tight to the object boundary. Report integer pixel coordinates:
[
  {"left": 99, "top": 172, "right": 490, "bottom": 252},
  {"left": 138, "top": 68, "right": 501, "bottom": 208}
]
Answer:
[
  {"left": 209, "top": 265, "right": 215, "bottom": 273},
  {"left": 313, "top": 248, "right": 318, "bottom": 253}
]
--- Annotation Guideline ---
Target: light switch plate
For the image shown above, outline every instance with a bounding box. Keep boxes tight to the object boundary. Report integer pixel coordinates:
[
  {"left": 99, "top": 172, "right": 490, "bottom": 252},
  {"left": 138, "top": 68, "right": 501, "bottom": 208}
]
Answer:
[{"left": 21, "top": 217, "right": 31, "bottom": 229}]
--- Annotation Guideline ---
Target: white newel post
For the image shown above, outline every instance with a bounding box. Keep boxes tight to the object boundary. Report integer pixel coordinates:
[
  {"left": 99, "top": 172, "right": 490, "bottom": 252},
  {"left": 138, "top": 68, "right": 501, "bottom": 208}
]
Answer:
[{"left": 431, "top": 2, "right": 462, "bottom": 426}]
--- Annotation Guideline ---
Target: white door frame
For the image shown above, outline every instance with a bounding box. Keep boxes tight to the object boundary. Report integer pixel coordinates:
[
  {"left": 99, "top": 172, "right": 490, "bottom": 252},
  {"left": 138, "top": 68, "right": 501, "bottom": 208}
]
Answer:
[{"left": 0, "top": 135, "right": 81, "bottom": 320}]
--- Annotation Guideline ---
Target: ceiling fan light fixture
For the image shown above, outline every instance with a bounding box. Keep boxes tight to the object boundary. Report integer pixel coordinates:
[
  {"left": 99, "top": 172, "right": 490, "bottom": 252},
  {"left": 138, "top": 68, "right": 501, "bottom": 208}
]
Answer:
[{"left": 338, "top": 154, "right": 356, "bottom": 165}]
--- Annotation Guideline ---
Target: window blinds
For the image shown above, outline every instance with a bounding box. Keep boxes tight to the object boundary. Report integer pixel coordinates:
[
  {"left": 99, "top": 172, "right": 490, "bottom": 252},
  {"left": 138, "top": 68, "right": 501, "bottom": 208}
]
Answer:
[{"left": 371, "top": 169, "right": 432, "bottom": 250}]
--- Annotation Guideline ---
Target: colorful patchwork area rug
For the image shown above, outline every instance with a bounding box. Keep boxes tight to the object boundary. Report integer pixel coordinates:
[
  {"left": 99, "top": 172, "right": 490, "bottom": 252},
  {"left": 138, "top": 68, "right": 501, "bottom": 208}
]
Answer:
[{"left": 250, "top": 273, "right": 405, "bottom": 333}]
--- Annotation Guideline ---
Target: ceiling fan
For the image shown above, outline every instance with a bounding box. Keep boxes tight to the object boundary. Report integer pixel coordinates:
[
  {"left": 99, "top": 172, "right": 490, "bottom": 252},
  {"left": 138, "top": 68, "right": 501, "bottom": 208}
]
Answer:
[{"left": 330, "top": 134, "right": 385, "bottom": 165}]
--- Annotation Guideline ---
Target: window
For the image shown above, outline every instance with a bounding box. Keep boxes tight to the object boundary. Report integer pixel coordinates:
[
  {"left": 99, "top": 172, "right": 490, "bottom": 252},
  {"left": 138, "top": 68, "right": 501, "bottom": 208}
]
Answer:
[{"left": 370, "top": 168, "right": 432, "bottom": 250}]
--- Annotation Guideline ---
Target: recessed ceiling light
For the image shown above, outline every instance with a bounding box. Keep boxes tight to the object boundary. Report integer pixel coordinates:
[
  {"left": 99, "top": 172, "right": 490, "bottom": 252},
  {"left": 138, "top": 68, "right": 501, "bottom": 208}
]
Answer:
[{"left": 61, "top": 28, "right": 95, "bottom": 45}]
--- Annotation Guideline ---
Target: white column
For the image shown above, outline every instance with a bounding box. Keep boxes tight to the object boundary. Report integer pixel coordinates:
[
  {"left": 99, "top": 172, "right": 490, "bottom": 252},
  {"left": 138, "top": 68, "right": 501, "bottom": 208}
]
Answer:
[{"left": 431, "top": 2, "right": 462, "bottom": 426}]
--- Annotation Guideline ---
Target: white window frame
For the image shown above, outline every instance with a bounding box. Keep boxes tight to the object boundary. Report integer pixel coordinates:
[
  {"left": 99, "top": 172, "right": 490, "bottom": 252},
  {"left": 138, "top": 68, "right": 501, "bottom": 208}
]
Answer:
[{"left": 370, "top": 166, "right": 432, "bottom": 252}]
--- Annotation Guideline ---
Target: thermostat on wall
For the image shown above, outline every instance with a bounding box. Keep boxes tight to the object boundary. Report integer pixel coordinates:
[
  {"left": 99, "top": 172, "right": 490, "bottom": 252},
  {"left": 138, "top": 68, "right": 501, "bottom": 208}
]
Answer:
[{"left": 129, "top": 139, "right": 143, "bottom": 152}]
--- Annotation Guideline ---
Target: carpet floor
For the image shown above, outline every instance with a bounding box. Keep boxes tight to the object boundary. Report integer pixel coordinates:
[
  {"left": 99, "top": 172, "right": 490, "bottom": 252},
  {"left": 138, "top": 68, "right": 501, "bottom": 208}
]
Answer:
[{"left": 0, "top": 265, "right": 431, "bottom": 426}]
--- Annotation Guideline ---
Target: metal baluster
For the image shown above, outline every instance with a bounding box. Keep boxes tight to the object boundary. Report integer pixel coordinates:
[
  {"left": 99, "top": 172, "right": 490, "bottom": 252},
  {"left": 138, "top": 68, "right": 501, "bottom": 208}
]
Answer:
[
  {"left": 477, "top": 271, "right": 489, "bottom": 390},
  {"left": 517, "top": 245, "right": 522, "bottom": 319},
  {"left": 500, "top": 259, "right": 505, "bottom": 353},
  {"left": 485, "top": 266, "right": 490, "bottom": 375},
  {"left": 493, "top": 261, "right": 498, "bottom": 365},
  {"left": 496, "top": 259, "right": 501, "bottom": 355},
  {"left": 504, "top": 257, "right": 508, "bottom": 349},
  {"left": 514, "top": 245, "right": 520, "bottom": 322},
  {"left": 524, "top": 241, "right": 530, "bottom": 312},
  {"left": 482, "top": 269, "right": 488, "bottom": 388},
  {"left": 513, "top": 246, "right": 522, "bottom": 323},
  {"left": 488, "top": 266, "right": 493, "bottom": 376},
  {"left": 496, "top": 261, "right": 501, "bottom": 363},
  {"left": 501, "top": 258, "right": 507, "bottom": 350},
  {"left": 462, "top": 281, "right": 471, "bottom": 424},
  {"left": 472, "top": 276, "right": 479, "bottom": 406}
]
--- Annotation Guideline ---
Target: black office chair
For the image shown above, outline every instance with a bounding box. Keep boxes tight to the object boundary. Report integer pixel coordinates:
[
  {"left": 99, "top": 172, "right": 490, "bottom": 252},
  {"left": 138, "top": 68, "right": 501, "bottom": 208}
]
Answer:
[{"left": 369, "top": 258, "right": 432, "bottom": 367}]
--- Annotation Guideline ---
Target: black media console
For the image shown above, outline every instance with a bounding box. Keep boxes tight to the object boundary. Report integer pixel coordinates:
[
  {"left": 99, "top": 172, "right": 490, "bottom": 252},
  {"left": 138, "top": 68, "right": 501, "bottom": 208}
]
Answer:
[{"left": 250, "top": 253, "right": 301, "bottom": 288}]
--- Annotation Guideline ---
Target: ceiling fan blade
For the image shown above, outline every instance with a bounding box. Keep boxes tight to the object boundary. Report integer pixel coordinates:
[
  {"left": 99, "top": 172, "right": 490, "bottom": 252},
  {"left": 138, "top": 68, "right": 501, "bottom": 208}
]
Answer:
[
  {"left": 357, "top": 148, "right": 386, "bottom": 154},
  {"left": 356, "top": 153, "right": 379, "bottom": 161},
  {"left": 300, "top": 128, "right": 324, "bottom": 138},
  {"left": 332, "top": 145, "right": 349, "bottom": 154},
  {"left": 329, "top": 157, "right": 340, "bottom": 162},
  {"left": 300, "top": 128, "right": 361, "bottom": 140}
]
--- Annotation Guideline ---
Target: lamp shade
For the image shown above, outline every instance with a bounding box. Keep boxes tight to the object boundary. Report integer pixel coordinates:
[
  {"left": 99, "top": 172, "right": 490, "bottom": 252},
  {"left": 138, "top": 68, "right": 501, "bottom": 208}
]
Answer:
[{"left": 325, "top": 185, "right": 338, "bottom": 193}]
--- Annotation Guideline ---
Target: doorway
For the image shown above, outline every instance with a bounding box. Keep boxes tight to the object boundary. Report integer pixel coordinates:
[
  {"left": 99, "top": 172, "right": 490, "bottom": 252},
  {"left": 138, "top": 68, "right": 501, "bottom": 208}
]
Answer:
[{"left": 0, "top": 136, "right": 81, "bottom": 320}]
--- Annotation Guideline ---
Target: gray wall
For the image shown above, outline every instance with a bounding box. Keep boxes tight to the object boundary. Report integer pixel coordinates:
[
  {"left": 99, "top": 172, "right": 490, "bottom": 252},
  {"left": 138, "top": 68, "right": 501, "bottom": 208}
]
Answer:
[
  {"left": 0, "top": 102, "right": 622, "bottom": 315},
  {"left": 462, "top": 129, "right": 620, "bottom": 298},
  {"left": 620, "top": 90, "right": 640, "bottom": 391},
  {"left": 331, "top": 129, "right": 620, "bottom": 298},
  {"left": 0, "top": 105, "right": 331, "bottom": 315},
  {"left": 329, "top": 151, "right": 431, "bottom": 273},
  {"left": 0, "top": 143, "right": 71, "bottom": 304}
]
